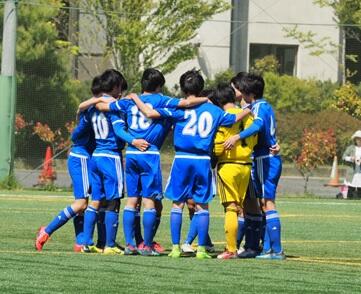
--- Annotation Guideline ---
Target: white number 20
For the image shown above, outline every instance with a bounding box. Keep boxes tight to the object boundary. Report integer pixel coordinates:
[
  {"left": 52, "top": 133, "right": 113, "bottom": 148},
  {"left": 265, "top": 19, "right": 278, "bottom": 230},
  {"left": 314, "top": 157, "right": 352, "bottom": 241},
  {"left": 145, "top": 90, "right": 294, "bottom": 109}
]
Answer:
[{"left": 182, "top": 110, "right": 213, "bottom": 138}]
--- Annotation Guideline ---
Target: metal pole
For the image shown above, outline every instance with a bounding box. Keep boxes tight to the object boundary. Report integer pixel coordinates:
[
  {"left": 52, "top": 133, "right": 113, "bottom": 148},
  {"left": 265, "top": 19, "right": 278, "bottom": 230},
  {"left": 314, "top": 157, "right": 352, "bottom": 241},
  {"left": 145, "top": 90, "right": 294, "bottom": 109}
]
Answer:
[{"left": 0, "top": 0, "right": 17, "bottom": 180}]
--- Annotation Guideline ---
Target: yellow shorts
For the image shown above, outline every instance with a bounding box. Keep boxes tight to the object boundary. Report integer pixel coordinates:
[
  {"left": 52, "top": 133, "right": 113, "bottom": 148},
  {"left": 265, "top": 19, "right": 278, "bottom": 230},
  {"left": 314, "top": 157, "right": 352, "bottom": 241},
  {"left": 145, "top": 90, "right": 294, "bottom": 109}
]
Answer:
[{"left": 217, "top": 163, "right": 251, "bottom": 206}]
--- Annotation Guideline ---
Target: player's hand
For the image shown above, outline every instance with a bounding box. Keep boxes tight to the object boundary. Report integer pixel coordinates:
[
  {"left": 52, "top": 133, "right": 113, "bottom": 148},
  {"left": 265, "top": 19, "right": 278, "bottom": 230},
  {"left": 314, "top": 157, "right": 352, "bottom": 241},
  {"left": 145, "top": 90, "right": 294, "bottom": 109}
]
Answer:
[
  {"left": 131, "top": 139, "right": 150, "bottom": 152},
  {"left": 223, "top": 135, "right": 240, "bottom": 150},
  {"left": 270, "top": 143, "right": 280, "bottom": 155}
]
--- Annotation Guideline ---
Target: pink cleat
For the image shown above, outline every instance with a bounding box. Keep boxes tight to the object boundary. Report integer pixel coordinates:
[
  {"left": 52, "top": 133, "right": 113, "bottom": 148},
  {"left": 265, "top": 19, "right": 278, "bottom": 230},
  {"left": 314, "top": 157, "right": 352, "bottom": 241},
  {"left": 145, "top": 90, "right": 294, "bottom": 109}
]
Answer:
[{"left": 35, "top": 226, "right": 49, "bottom": 251}]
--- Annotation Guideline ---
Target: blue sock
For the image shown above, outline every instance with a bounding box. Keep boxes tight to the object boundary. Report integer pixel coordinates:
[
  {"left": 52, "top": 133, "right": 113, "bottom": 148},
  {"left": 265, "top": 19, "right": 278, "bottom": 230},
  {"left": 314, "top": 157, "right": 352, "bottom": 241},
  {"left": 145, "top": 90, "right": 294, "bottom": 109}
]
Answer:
[
  {"left": 96, "top": 209, "right": 106, "bottom": 248},
  {"left": 134, "top": 209, "right": 143, "bottom": 245},
  {"left": 170, "top": 208, "right": 183, "bottom": 245},
  {"left": 250, "top": 214, "right": 263, "bottom": 251},
  {"left": 263, "top": 224, "right": 271, "bottom": 253},
  {"left": 105, "top": 210, "right": 119, "bottom": 248},
  {"left": 73, "top": 214, "right": 84, "bottom": 245},
  {"left": 153, "top": 215, "right": 161, "bottom": 239},
  {"left": 266, "top": 210, "right": 282, "bottom": 253},
  {"left": 45, "top": 206, "right": 76, "bottom": 235},
  {"left": 185, "top": 214, "right": 198, "bottom": 244},
  {"left": 143, "top": 208, "right": 157, "bottom": 247},
  {"left": 83, "top": 206, "right": 98, "bottom": 246},
  {"left": 123, "top": 207, "right": 136, "bottom": 247},
  {"left": 237, "top": 216, "right": 245, "bottom": 248},
  {"left": 196, "top": 210, "right": 209, "bottom": 246}
]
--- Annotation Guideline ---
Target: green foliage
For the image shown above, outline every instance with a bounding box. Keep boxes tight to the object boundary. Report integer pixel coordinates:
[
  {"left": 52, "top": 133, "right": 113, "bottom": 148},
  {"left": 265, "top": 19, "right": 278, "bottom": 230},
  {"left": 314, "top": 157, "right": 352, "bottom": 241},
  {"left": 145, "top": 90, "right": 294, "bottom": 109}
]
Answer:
[
  {"left": 204, "top": 68, "right": 235, "bottom": 89},
  {"left": 277, "top": 109, "right": 361, "bottom": 162},
  {"left": 264, "top": 72, "right": 337, "bottom": 113},
  {"left": 0, "top": 174, "right": 22, "bottom": 190},
  {"left": 250, "top": 55, "right": 280, "bottom": 75},
  {"left": 333, "top": 81, "right": 361, "bottom": 119},
  {"left": 85, "top": 0, "right": 229, "bottom": 89}
]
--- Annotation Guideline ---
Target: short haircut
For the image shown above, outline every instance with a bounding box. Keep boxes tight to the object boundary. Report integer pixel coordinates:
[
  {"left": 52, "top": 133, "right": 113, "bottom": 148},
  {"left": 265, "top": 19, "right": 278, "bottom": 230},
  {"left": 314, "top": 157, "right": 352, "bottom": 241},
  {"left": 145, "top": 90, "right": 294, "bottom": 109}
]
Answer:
[
  {"left": 230, "top": 71, "right": 247, "bottom": 91},
  {"left": 91, "top": 75, "right": 102, "bottom": 96},
  {"left": 141, "top": 68, "right": 165, "bottom": 92},
  {"left": 240, "top": 73, "right": 264, "bottom": 99},
  {"left": 179, "top": 69, "right": 204, "bottom": 96},
  {"left": 212, "top": 84, "right": 236, "bottom": 107},
  {"left": 100, "top": 69, "right": 128, "bottom": 93}
]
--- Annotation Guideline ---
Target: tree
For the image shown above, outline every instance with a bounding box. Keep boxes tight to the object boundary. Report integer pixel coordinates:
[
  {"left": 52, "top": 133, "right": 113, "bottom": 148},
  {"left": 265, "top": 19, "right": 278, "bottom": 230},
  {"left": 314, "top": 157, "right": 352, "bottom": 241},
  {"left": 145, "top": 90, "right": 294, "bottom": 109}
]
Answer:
[
  {"left": 333, "top": 81, "right": 361, "bottom": 119},
  {"left": 296, "top": 128, "right": 336, "bottom": 194},
  {"left": 84, "top": 0, "right": 229, "bottom": 89}
]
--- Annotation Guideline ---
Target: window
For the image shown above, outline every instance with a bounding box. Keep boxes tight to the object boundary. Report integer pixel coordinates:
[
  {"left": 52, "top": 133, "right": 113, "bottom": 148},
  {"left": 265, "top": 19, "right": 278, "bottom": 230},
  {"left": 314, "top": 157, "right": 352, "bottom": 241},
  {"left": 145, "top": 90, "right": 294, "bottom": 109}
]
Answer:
[
  {"left": 249, "top": 44, "right": 298, "bottom": 76},
  {"left": 345, "top": 28, "right": 361, "bottom": 84}
]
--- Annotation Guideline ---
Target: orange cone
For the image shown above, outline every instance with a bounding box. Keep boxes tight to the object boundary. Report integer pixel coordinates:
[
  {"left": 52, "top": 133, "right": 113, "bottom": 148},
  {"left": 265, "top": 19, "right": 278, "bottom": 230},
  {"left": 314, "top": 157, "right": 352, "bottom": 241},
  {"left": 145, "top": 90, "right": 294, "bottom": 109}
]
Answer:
[
  {"left": 325, "top": 156, "right": 341, "bottom": 187},
  {"left": 38, "top": 146, "right": 56, "bottom": 185}
]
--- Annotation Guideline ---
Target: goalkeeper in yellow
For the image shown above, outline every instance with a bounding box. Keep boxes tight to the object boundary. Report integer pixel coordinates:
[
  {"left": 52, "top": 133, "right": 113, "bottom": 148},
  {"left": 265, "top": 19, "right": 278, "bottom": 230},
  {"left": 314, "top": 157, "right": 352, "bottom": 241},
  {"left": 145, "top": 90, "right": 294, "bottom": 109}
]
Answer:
[{"left": 211, "top": 84, "right": 257, "bottom": 259}]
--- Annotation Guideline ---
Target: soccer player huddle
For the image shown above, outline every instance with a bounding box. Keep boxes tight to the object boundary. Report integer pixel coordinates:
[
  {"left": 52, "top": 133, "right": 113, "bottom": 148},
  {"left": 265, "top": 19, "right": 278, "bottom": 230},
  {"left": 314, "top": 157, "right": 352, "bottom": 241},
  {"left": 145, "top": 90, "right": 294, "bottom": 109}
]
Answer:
[{"left": 35, "top": 68, "right": 285, "bottom": 260}]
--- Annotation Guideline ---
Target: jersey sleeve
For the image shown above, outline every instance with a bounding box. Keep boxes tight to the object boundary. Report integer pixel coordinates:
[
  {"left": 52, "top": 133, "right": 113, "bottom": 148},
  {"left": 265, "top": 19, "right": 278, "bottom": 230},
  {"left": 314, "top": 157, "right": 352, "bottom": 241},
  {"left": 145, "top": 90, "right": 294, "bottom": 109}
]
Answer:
[
  {"left": 71, "top": 112, "right": 92, "bottom": 142},
  {"left": 219, "top": 111, "right": 237, "bottom": 127},
  {"left": 110, "top": 112, "right": 135, "bottom": 144},
  {"left": 159, "top": 95, "right": 180, "bottom": 109},
  {"left": 109, "top": 99, "right": 128, "bottom": 113},
  {"left": 243, "top": 115, "right": 258, "bottom": 150},
  {"left": 239, "top": 118, "right": 262, "bottom": 140},
  {"left": 156, "top": 108, "right": 184, "bottom": 121}
]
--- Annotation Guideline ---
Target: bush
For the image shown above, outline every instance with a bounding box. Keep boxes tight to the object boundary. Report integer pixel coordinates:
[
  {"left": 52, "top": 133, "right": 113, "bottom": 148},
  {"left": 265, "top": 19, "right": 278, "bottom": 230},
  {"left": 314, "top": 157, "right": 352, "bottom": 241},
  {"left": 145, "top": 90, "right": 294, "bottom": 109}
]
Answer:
[{"left": 277, "top": 110, "right": 361, "bottom": 162}]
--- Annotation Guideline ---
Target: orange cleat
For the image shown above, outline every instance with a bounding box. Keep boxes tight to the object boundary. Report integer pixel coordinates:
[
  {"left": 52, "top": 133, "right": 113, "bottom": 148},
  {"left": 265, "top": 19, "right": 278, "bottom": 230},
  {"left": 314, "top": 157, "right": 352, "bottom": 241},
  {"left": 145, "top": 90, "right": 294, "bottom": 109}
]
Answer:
[
  {"left": 152, "top": 241, "right": 165, "bottom": 253},
  {"left": 73, "top": 243, "right": 83, "bottom": 252},
  {"left": 35, "top": 226, "right": 49, "bottom": 251}
]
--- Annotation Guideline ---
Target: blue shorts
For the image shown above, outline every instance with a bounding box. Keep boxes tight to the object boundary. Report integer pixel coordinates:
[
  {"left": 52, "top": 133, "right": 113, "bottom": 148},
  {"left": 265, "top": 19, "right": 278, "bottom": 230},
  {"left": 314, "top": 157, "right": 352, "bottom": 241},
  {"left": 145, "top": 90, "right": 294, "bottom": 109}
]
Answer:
[
  {"left": 67, "top": 153, "right": 90, "bottom": 199},
  {"left": 125, "top": 151, "right": 163, "bottom": 200},
  {"left": 252, "top": 155, "right": 282, "bottom": 200},
  {"left": 90, "top": 153, "right": 124, "bottom": 201},
  {"left": 164, "top": 154, "right": 215, "bottom": 204}
]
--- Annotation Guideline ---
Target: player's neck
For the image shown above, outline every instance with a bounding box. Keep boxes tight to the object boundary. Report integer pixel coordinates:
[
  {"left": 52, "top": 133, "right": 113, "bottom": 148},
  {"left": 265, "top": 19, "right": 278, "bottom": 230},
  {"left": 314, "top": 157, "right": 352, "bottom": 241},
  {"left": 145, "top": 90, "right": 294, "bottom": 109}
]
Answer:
[{"left": 223, "top": 103, "right": 236, "bottom": 110}]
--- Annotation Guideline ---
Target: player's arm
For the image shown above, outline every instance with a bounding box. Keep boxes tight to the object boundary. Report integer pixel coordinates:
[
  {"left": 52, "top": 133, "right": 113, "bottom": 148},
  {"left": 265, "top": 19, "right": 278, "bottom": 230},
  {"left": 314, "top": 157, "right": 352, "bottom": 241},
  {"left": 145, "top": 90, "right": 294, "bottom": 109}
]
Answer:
[
  {"left": 177, "top": 96, "right": 208, "bottom": 108},
  {"left": 223, "top": 118, "right": 263, "bottom": 150},
  {"left": 71, "top": 113, "right": 91, "bottom": 142},
  {"left": 111, "top": 115, "right": 150, "bottom": 151},
  {"left": 128, "top": 93, "right": 162, "bottom": 119},
  {"left": 78, "top": 96, "right": 116, "bottom": 112}
]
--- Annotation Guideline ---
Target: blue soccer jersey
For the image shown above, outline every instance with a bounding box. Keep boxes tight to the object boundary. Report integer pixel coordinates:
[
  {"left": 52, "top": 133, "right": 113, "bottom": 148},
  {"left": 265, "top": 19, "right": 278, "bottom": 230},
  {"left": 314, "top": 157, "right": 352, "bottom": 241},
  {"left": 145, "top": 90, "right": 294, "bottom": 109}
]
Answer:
[
  {"left": 109, "top": 93, "right": 180, "bottom": 151},
  {"left": 157, "top": 103, "right": 237, "bottom": 155}
]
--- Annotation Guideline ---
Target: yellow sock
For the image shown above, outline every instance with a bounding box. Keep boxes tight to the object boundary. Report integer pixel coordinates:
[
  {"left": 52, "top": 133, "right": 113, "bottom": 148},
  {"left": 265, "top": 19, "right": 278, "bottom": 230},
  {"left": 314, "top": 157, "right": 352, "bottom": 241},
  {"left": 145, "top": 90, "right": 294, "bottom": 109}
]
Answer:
[{"left": 224, "top": 208, "right": 238, "bottom": 253}]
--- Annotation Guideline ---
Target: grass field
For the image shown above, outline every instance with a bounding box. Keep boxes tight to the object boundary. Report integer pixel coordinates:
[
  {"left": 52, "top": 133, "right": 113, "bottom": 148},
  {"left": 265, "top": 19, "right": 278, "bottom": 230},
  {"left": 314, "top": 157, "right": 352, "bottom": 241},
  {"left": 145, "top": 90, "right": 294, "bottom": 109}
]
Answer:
[{"left": 1, "top": 191, "right": 361, "bottom": 293}]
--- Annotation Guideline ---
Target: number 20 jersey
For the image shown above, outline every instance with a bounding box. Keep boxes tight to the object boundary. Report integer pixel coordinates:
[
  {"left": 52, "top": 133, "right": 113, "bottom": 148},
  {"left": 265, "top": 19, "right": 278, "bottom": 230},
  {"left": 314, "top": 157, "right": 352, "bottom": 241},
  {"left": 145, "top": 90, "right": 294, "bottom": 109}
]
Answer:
[{"left": 157, "top": 103, "right": 236, "bottom": 155}]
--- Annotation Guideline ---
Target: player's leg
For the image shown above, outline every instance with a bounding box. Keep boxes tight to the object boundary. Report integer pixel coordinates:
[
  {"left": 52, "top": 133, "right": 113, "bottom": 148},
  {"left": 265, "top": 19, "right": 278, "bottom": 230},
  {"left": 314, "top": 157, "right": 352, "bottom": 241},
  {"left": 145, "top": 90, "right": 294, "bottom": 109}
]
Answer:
[
  {"left": 134, "top": 199, "right": 144, "bottom": 247},
  {"left": 96, "top": 198, "right": 107, "bottom": 250},
  {"left": 152, "top": 199, "right": 165, "bottom": 253},
  {"left": 35, "top": 155, "right": 89, "bottom": 251},
  {"left": 102, "top": 155, "right": 124, "bottom": 255},
  {"left": 182, "top": 198, "right": 196, "bottom": 254}
]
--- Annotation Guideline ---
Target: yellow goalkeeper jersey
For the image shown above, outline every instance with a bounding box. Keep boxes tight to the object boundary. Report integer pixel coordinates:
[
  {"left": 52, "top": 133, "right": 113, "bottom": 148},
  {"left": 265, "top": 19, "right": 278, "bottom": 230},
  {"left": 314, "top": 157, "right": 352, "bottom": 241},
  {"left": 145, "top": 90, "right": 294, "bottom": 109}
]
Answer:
[{"left": 214, "top": 107, "right": 257, "bottom": 164}]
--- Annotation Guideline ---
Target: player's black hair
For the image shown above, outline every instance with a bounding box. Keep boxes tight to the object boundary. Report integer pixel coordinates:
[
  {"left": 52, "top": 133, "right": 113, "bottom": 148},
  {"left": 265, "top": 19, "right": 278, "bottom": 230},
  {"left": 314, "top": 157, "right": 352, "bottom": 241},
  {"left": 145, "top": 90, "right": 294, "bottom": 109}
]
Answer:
[
  {"left": 230, "top": 71, "right": 247, "bottom": 91},
  {"left": 239, "top": 73, "right": 264, "bottom": 99},
  {"left": 100, "top": 69, "right": 128, "bottom": 93},
  {"left": 141, "top": 68, "right": 165, "bottom": 93},
  {"left": 179, "top": 69, "right": 204, "bottom": 96},
  {"left": 212, "top": 83, "right": 235, "bottom": 108},
  {"left": 91, "top": 75, "right": 102, "bottom": 96}
]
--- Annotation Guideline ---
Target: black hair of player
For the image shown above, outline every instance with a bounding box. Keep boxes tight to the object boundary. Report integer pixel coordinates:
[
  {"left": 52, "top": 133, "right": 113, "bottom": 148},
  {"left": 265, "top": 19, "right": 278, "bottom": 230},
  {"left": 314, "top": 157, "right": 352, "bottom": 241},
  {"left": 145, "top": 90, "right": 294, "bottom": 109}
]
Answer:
[
  {"left": 91, "top": 75, "right": 102, "bottom": 96},
  {"left": 179, "top": 69, "right": 204, "bottom": 96},
  {"left": 141, "top": 68, "right": 165, "bottom": 93},
  {"left": 100, "top": 69, "right": 128, "bottom": 93},
  {"left": 230, "top": 71, "right": 247, "bottom": 91},
  {"left": 239, "top": 73, "right": 264, "bottom": 99},
  {"left": 212, "top": 83, "right": 236, "bottom": 107}
]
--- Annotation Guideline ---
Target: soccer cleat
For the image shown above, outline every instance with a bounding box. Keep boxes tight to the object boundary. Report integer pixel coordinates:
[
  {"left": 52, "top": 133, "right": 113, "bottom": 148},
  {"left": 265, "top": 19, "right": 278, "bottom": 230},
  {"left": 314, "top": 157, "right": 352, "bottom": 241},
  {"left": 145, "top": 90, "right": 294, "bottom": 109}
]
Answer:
[
  {"left": 255, "top": 250, "right": 273, "bottom": 260},
  {"left": 138, "top": 245, "right": 160, "bottom": 256},
  {"left": 152, "top": 241, "right": 165, "bottom": 253},
  {"left": 271, "top": 251, "right": 286, "bottom": 260},
  {"left": 181, "top": 243, "right": 195, "bottom": 254},
  {"left": 124, "top": 245, "right": 138, "bottom": 255},
  {"left": 168, "top": 245, "right": 181, "bottom": 258},
  {"left": 196, "top": 246, "right": 212, "bottom": 259},
  {"left": 205, "top": 245, "right": 216, "bottom": 253},
  {"left": 35, "top": 226, "right": 50, "bottom": 251},
  {"left": 217, "top": 251, "right": 237, "bottom": 259},
  {"left": 103, "top": 246, "right": 124, "bottom": 255},
  {"left": 81, "top": 245, "right": 103, "bottom": 253},
  {"left": 137, "top": 241, "right": 145, "bottom": 251},
  {"left": 238, "top": 248, "right": 258, "bottom": 259},
  {"left": 237, "top": 247, "right": 245, "bottom": 256},
  {"left": 73, "top": 243, "right": 83, "bottom": 253}
]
